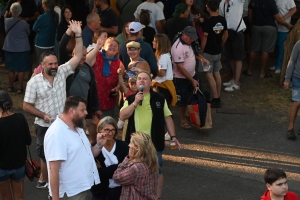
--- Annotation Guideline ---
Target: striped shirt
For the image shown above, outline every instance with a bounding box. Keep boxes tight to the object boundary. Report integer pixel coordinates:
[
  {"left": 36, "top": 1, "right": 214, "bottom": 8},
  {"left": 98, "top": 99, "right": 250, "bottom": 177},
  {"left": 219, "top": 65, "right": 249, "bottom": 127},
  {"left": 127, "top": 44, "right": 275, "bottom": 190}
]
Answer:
[{"left": 24, "top": 62, "right": 73, "bottom": 127}]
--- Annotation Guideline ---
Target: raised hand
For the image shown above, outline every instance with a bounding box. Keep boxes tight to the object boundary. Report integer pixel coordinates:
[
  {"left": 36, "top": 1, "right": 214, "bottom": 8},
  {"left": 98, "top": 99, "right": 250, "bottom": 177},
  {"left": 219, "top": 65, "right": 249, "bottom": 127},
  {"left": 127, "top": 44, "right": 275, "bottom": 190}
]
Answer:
[{"left": 68, "top": 20, "right": 82, "bottom": 35}]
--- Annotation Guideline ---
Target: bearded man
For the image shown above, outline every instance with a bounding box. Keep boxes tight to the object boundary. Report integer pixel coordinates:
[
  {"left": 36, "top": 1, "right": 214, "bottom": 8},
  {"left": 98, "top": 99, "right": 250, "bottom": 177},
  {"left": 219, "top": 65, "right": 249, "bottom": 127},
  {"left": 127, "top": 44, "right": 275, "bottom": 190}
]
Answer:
[
  {"left": 44, "top": 96, "right": 105, "bottom": 200},
  {"left": 23, "top": 20, "right": 83, "bottom": 189}
]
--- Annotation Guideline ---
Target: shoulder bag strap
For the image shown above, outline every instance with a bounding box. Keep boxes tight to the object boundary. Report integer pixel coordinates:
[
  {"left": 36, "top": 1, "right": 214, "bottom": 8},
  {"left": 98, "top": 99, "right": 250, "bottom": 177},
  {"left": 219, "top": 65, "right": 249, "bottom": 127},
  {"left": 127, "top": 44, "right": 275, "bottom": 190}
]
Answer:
[
  {"left": 6, "top": 19, "right": 20, "bottom": 35},
  {"left": 223, "top": 2, "right": 243, "bottom": 32}
]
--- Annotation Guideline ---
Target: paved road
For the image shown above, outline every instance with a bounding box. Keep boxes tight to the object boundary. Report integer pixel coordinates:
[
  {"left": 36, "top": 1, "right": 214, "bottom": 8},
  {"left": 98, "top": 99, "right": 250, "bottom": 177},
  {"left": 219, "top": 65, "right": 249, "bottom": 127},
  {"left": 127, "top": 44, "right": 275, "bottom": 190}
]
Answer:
[{"left": 14, "top": 106, "right": 300, "bottom": 200}]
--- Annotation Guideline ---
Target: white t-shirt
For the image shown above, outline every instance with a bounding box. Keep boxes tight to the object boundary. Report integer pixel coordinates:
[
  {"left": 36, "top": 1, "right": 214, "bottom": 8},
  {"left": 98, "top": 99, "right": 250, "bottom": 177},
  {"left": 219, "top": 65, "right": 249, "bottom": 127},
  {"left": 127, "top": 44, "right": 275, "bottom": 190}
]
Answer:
[
  {"left": 44, "top": 117, "right": 100, "bottom": 198},
  {"left": 134, "top": 2, "right": 165, "bottom": 33},
  {"left": 153, "top": 53, "right": 173, "bottom": 83},
  {"left": 171, "top": 38, "right": 196, "bottom": 79},
  {"left": 275, "top": 0, "right": 296, "bottom": 32},
  {"left": 54, "top": 6, "right": 61, "bottom": 23}
]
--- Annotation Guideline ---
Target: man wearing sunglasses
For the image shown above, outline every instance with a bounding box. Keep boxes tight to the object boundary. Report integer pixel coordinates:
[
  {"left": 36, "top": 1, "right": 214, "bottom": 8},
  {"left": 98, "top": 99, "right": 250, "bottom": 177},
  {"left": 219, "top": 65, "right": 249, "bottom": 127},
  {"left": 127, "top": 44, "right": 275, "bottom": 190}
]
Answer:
[{"left": 23, "top": 20, "right": 83, "bottom": 190}]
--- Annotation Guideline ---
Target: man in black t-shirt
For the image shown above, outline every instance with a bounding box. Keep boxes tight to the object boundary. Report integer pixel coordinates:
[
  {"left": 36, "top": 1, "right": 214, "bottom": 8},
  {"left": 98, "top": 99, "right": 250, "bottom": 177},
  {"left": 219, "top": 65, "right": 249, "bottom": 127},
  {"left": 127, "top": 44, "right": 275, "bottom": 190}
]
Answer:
[
  {"left": 93, "top": 0, "right": 119, "bottom": 37},
  {"left": 200, "top": 0, "right": 228, "bottom": 108},
  {"left": 165, "top": 3, "right": 193, "bottom": 43},
  {"left": 244, "top": 0, "right": 293, "bottom": 78}
]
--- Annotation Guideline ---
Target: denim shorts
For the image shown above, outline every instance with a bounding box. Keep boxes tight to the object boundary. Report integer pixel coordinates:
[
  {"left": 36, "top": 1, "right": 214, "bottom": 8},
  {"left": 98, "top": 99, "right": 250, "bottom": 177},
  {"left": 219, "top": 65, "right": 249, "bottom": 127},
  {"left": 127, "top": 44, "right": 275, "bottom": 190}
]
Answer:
[
  {"left": 35, "top": 124, "right": 48, "bottom": 161},
  {"left": 157, "top": 151, "right": 163, "bottom": 175},
  {"left": 292, "top": 76, "right": 300, "bottom": 102},
  {"left": 173, "top": 74, "right": 199, "bottom": 106},
  {"left": 0, "top": 165, "right": 25, "bottom": 183}
]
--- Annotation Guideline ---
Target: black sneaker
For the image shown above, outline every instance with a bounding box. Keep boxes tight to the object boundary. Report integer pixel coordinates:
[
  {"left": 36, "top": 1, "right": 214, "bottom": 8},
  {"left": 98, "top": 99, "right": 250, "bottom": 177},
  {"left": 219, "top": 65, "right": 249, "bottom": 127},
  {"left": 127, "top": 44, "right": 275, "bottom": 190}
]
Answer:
[
  {"left": 211, "top": 98, "right": 221, "bottom": 108},
  {"left": 287, "top": 129, "right": 296, "bottom": 140},
  {"left": 36, "top": 181, "right": 48, "bottom": 189}
]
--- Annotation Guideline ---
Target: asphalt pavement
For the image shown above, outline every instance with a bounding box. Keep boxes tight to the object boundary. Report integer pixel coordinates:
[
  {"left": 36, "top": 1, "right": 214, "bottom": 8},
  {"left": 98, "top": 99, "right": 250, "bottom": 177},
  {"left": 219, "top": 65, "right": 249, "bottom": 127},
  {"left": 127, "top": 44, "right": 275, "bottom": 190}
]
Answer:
[{"left": 13, "top": 105, "right": 300, "bottom": 200}]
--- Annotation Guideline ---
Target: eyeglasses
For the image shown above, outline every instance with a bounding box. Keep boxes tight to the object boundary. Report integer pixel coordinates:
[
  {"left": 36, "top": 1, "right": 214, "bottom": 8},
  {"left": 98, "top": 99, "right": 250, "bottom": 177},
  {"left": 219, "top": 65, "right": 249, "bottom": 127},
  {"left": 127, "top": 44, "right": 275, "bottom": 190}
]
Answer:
[
  {"left": 103, "top": 128, "right": 116, "bottom": 134},
  {"left": 226, "top": 4, "right": 230, "bottom": 12}
]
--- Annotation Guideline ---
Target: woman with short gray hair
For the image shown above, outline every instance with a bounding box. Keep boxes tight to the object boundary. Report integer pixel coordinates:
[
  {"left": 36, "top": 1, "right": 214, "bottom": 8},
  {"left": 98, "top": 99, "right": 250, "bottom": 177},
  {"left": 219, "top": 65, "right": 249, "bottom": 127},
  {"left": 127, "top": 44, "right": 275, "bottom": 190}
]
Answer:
[
  {"left": 91, "top": 116, "right": 129, "bottom": 200},
  {"left": 3, "top": 2, "right": 31, "bottom": 94}
]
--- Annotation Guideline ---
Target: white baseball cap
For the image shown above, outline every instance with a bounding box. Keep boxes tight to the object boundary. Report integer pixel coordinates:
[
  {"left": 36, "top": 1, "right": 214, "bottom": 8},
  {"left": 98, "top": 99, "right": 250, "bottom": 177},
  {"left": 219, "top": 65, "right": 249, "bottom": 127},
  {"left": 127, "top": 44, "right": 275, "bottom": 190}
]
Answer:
[{"left": 129, "top": 22, "right": 145, "bottom": 33}]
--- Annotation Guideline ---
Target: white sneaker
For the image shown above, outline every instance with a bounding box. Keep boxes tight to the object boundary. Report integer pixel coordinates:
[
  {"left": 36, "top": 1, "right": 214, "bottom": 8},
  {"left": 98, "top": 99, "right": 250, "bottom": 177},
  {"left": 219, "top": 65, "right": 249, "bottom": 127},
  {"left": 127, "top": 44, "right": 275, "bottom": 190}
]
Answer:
[
  {"left": 117, "top": 119, "right": 124, "bottom": 129},
  {"left": 275, "top": 69, "right": 281, "bottom": 74},
  {"left": 269, "top": 66, "right": 276, "bottom": 71},
  {"left": 224, "top": 83, "right": 240, "bottom": 92},
  {"left": 223, "top": 79, "right": 234, "bottom": 86},
  {"left": 165, "top": 133, "right": 171, "bottom": 141}
]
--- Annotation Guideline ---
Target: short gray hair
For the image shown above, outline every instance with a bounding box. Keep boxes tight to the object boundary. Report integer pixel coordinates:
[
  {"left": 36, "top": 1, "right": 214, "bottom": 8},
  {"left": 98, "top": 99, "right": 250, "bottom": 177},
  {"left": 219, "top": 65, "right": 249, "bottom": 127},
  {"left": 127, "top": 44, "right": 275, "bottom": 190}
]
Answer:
[
  {"left": 86, "top": 13, "right": 99, "bottom": 24},
  {"left": 10, "top": 2, "right": 22, "bottom": 17},
  {"left": 97, "top": 116, "right": 118, "bottom": 138}
]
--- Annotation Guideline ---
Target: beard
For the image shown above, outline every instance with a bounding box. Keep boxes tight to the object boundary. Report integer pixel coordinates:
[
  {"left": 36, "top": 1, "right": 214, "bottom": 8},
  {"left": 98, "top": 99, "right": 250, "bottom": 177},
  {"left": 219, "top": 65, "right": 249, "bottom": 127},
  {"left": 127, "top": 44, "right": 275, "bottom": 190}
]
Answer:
[
  {"left": 46, "top": 68, "right": 58, "bottom": 76},
  {"left": 72, "top": 115, "right": 85, "bottom": 129}
]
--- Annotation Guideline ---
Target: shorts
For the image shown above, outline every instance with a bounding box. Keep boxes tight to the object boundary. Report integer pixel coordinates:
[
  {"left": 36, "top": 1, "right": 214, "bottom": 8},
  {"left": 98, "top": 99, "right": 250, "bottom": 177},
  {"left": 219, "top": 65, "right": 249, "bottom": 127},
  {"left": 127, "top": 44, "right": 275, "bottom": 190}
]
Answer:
[
  {"left": 251, "top": 25, "right": 277, "bottom": 53},
  {"left": 225, "top": 31, "right": 244, "bottom": 61},
  {"left": 199, "top": 53, "right": 222, "bottom": 73},
  {"left": 0, "top": 165, "right": 25, "bottom": 183},
  {"left": 35, "top": 124, "right": 48, "bottom": 161},
  {"left": 173, "top": 74, "right": 199, "bottom": 106},
  {"left": 156, "top": 151, "right": 163, "bottom": 175},
  {"left": 292, "top": 76, "right": 300, "bottom": 102}
]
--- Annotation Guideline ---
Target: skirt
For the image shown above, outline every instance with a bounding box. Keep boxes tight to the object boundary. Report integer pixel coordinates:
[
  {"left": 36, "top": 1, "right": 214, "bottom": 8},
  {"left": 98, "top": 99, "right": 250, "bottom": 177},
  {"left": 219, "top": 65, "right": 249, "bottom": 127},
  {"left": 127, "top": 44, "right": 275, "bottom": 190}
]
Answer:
[{"left": 5, "top": 51, "right": 31, "bottom": 72}]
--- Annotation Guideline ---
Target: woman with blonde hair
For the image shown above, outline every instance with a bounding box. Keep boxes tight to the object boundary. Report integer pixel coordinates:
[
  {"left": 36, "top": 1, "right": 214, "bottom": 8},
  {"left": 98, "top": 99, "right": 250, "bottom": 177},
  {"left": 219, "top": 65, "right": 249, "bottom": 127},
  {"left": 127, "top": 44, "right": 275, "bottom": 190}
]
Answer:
[{"left": 113, "top": 132, "right": 158, "bottom": 200}]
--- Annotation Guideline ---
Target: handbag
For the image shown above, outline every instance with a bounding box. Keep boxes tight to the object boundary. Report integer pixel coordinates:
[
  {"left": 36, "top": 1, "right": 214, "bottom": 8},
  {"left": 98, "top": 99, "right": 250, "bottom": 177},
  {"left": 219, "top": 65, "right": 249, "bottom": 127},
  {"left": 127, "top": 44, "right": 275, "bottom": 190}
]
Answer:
[
  {"left": 223, "top": 3, "right": 242, "bottom": 43},
  {"left": 187, "top": 88, "right": 212, "bottom": 129},
  {"left": 25, "top": 146, "right": 41, "bottom": 181}
]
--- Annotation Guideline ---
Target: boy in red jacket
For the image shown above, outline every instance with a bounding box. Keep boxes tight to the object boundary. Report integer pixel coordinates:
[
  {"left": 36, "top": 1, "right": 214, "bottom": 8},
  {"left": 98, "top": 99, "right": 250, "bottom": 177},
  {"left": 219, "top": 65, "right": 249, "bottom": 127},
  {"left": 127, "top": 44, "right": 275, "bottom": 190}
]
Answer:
[{"left": 261, "top": 168, "right": 299, "bottom": 200}]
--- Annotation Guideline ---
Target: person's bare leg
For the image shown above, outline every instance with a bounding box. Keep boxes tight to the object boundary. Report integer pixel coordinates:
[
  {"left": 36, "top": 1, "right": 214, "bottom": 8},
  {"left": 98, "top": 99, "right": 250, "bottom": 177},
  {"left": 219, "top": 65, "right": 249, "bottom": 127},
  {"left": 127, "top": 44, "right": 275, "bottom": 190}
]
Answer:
[
  {"left": 287, "top": 102, "right": 300, "bottom": 131},
  {"left": 8, "top": 71, "right": 15, "bottom": 88},
  {"left": 86, "top": 119, "right": 97, "bottom": 143},
  {"left": 0, "top": 179, "right": 13, "bottom": 200},
  {"left": 11, "top": 179, "right": 24, "bottom": 200},
  {"left": 179, "top": 106, "right": 188, "bottom": 123},
  {"left": 234, "top": 60, "right": 242, "bottom": 85},
  {"left": 39, "top": 159, "right": 48, "bottom": 182},
  {"left": 17, "top": 72, "right": 25, "bottom": 91},
  {"left": 247, "top": 51, "right": 256, "bottom": 75},
  {"left": 205, "top": 73, "right": 218, "bottom": 98},
  {"left": 231, "top": 59, "right": 236, "bottom": 78},
  {"left": 157, "top": 174, "right": 163, "bottom": 199},
  {"left": 260, "top": 52, "right": 269, "bottom": 78},
  {"left": 213, "top": 72, "right": 222, "bottom": 97}
]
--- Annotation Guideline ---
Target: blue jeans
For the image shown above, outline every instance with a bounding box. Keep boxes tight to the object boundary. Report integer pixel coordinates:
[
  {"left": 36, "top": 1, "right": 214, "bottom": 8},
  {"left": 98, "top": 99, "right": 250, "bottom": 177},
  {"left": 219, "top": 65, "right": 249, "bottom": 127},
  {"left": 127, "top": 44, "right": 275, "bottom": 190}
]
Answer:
[
  {"left": 0, "top": 165, "right": 25, "bottom": 183},
  {"left": 275, "top": 32, "right": 288, "bottom": 69}
]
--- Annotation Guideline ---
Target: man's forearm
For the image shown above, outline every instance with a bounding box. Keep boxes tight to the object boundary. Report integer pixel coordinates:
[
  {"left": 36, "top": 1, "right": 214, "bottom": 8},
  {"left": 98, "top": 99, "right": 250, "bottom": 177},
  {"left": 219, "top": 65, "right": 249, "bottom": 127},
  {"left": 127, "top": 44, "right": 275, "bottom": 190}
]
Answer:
[
  {"left": 49, "top": 161, "right": 61, "bottom": 200},
  {"left": 283, "top": 7, "right": 297, "bottom": 20},
  {"left": 120, "top": 103, "right": 136, "bottom": 120},
  {"left": 23, "top": 102, "right": 45, "bottom": 119}
]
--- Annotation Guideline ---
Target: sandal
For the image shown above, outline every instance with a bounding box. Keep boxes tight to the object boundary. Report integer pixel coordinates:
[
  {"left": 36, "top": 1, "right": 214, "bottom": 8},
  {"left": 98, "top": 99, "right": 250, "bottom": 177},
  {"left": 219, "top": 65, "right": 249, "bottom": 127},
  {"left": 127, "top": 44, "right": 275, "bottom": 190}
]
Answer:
[
  {"left": 181, "top": 121, "right": 192, "bottom": 130},
  {"left": 16, "top": 88, "right": 23, "bottom": 94},
  {"left": 287, "top": 129, "right": 296, "bottom": 140},
  {"left": 7, "top": 86, "right": 14, "bottom": 92}
]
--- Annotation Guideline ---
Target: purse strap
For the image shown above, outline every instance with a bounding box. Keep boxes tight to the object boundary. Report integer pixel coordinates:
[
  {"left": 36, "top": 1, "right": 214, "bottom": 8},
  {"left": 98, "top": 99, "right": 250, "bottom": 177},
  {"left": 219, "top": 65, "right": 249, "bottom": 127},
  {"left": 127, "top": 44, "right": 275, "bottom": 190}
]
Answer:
[
  {"left": 223, "top": 2, "right": 242, "bottom": 32},
  {"left": 193, "top": 87, "right": 203, "bottom": 95},
  {"left": 6, "top": 19, "right": 20, "bottom": 35}
]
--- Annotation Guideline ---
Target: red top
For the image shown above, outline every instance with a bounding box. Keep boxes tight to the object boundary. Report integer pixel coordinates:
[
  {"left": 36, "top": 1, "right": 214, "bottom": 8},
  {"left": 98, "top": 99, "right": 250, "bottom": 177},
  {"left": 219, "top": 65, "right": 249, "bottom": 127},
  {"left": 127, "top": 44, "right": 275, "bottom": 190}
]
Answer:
[
  {"left": 261, "top": 190, "right": 299, "bottom": 200},
  {"left": 93, "top": 52, "right": 120, "bottom": 111}
]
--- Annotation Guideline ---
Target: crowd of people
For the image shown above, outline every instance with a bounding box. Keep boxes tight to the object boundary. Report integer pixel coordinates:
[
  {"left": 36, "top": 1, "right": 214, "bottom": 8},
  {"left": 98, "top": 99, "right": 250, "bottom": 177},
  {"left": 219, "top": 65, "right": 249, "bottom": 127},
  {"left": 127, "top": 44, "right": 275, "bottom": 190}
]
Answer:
[{"left": 0, "top": 0, "right": 300, "bottom": 199}]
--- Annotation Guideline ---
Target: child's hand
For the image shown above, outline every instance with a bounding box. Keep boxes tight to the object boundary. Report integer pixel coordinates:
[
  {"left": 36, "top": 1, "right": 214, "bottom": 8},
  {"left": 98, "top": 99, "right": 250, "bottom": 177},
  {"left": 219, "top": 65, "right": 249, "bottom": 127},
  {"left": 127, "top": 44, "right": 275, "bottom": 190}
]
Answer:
[{"left": 117, "top": 68, "right": 123, "bottom": 75}]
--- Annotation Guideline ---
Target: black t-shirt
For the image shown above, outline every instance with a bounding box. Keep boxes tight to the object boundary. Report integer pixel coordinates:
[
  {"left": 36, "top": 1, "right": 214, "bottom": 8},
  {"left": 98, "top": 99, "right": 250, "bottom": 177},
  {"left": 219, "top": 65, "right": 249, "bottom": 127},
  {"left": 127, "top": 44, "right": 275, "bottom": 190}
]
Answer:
[
  {"left": 165, "top": 17, "right": 193, "bottom": 43},
  {"left": 248, "top": 0, "right": 278, "bottom": 27},
  {"left": 98, "top": 7, "right": 119, "bottom": 37},
  {"left": 143, "top": 25, "right": 156, "bottom": 48},
  {"left": 203, "top": 16, "right": 227, "bottom": 55}
]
